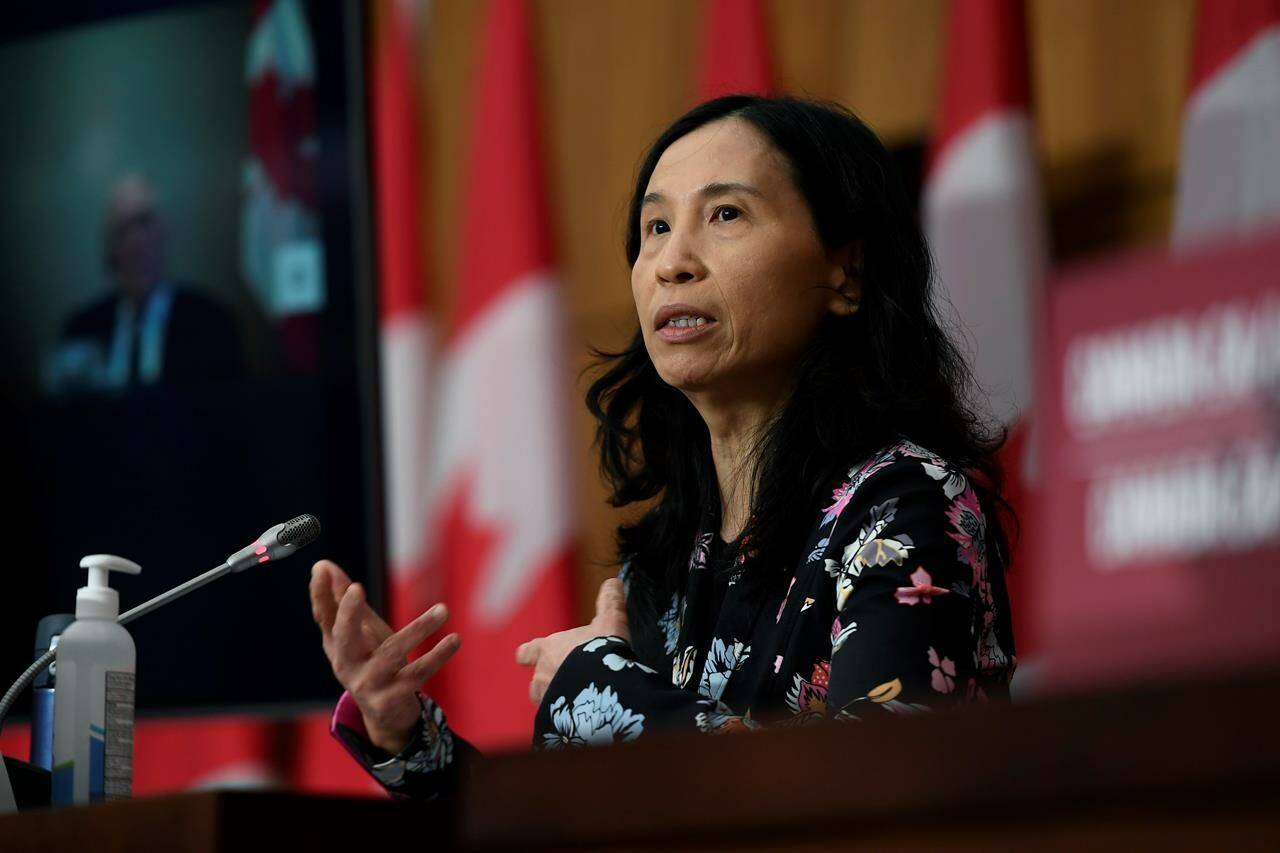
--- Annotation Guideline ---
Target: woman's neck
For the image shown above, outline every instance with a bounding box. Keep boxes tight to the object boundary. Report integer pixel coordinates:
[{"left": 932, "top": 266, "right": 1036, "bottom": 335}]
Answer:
[{"left": 686, "top": 384, "right": 791, "bottom": 542}]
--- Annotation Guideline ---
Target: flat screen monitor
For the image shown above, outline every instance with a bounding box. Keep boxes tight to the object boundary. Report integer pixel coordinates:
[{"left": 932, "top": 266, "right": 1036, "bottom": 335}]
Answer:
[{"left": 0, "top": 0, "right": 384, "bottom": 716}]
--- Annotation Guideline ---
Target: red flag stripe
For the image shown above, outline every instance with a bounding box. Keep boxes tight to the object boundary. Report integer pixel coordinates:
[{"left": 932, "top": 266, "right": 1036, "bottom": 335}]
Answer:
[
  {"left": 1188, "top": 0, "right": 1280, "bottom": 93},
  {"left": 372, "top": 0, "right": 429, "bottom": 322},
  {"left": 697, "top": 0, "right": 774, "bottom": 100},
  {"left": 928, "top": 0, "right": 1031, "bottom": 177},
  {"left": 452, "top": 0, "right": 555, "bottom": 339}
]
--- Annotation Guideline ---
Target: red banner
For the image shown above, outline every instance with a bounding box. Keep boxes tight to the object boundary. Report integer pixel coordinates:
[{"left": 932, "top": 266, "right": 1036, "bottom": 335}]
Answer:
[{"left": 1037, "top": 229, "right": 1280, "bottom": 692}]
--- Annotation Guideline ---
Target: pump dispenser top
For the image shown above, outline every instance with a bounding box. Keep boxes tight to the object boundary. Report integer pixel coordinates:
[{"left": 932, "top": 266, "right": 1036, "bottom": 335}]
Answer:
[{"left": 76, "top": 555, "right": 141, "bottom": 619}]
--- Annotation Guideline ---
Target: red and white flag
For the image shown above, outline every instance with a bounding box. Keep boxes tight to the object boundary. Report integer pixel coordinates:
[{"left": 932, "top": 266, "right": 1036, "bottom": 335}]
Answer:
[
  {"left": 375, "top": 0, "right": 441, "bottom": 634},
  {"left": 242, "top": 0, "right": 325, "bottom": 372},
  {"left": 923, "top": 0, "right": 1046, "bottom": 657},
  {"left": 1173, "top": 0, "right": 1280, "bottom": 246},
  {"left": 697, "top": 0, "right": 774, "bottom": 99},
  {"left": 388, "top": 0, "right": 576, "bottom": 750}
]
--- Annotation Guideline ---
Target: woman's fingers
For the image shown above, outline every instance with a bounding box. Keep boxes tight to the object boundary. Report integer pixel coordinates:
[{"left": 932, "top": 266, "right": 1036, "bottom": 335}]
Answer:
[
  {"left": 323, "top": 560, "right": 353, "bottom": 608},
  {"left": 398, "top": 633, "right": 462, "bottom": 685},
  {"left": 316, "top": 559, "right": 395, "bottom": 644},
  {"left": 515, "top": 639, "right": 541, "bottom": 666},
  {"left": 363, "top": 604, "right": 396, "bottom": 646},
  {"left": 360, "top": 621, "right": 385, "bottom": 651},
  {"left": 310, "top": 563, "right": 338, "bottom": 636},
  {"left": 331, "top": 583, "right": 371, "bottom": 672},
  {"left": 372, "top": 604, "right": 450, "bottom": 676}
]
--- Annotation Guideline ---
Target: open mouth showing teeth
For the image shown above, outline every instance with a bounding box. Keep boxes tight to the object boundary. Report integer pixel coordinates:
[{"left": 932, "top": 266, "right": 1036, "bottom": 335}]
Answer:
[{"left": 664, "top": 316, "right": 709, "bottom": 329}]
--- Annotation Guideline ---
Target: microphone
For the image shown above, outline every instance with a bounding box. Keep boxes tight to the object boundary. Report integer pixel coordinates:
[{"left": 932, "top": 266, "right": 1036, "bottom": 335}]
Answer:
[
  {"left": 0, "top": 515, "right": 321, "bottom": 731},
  {"left": 118, "top": 514, "right": 321, "bottom": 625},
  {"left": 224, "top": 514, "right": 323, "bottom": 573}
]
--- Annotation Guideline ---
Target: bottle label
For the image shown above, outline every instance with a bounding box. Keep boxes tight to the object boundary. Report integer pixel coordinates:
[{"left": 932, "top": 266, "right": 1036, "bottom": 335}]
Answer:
[{"left": 101, "top": 670, "right": 134, "bottom": 800}]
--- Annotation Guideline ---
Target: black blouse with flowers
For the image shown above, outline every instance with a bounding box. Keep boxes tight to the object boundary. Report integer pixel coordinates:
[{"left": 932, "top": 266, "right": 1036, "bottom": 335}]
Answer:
[{"left": 330, "top": 438, "right": 1016, "bottom": 797}]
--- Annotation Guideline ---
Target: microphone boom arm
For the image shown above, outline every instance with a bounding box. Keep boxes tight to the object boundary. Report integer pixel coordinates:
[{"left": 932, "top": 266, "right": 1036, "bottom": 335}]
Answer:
[{"left": 0, "top": 514, "right": 319, "bottom": 733}]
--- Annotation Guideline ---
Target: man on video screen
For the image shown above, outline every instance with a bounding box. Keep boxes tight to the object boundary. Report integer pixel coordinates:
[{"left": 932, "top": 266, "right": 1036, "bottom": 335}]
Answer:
[{"left": 46, "top": 174, "right": 245, "bottom": 394}]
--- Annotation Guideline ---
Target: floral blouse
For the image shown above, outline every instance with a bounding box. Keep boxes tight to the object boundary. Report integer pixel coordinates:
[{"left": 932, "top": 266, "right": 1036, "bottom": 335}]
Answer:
[{"left": 330, "top": 439, "right": 1016, "bottom": 798}]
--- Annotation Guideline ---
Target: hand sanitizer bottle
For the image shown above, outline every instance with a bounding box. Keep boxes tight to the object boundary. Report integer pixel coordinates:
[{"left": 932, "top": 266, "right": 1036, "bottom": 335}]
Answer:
[{"left": 51, "top": 555, "right": 140, "bottom": 805}]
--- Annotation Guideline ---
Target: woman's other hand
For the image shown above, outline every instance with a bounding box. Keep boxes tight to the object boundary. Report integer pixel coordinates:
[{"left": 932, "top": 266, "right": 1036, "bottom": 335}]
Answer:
[
  {"left": 515, "top": 577, "right": 629, "bottom": 705},
  {"left": 310, "top": 559, "right": 461, "bottom": 754}
]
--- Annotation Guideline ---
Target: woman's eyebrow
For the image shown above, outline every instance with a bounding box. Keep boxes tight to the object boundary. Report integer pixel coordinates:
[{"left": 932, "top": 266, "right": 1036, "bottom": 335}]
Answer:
[{"left": 641, "top": 181, "right": 766, "bottom": 210}]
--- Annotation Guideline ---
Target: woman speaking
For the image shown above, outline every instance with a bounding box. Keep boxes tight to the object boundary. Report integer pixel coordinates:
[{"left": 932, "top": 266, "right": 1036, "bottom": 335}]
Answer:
[{"left": 309, "top": 94, "right": 1016, "bottom": 798}]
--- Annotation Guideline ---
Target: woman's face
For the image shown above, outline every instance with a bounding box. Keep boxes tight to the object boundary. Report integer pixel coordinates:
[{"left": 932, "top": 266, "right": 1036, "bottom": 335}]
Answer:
[{"left": 631, "top": 118, "right": 858, "bottom": 402}]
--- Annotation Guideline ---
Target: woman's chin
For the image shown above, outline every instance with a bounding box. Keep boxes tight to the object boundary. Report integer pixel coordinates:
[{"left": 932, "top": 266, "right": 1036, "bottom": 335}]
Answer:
[
  {"left": 655, "top": 364, "right": 727, "bottom": 397},
  {"left": 656, "top": 367, "right": 710, "bottom": 392}
]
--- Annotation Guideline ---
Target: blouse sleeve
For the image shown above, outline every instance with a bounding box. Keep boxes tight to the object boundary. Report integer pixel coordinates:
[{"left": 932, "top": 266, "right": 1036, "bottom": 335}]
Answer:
[
  {"left": 533, "top": 635, "right": 757, "bottom": 748},
  {"left": 820, "top": 454, "right": 1002, "bottom": 719},
  {"left": 330, "top": 690, "right": 479, "bottom": 799}
]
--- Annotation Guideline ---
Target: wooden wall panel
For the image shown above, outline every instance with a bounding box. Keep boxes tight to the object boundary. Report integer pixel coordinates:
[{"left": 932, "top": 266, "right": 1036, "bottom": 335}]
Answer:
[{"left": 414, "top": 0, "right": 1196, "bottom": 619}]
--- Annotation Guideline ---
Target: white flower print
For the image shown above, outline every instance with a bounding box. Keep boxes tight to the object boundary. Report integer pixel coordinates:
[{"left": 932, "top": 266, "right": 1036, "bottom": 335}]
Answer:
[
  {"left": 830, "top": 617, "right": 858, "bottom": 653},
  {"left": 672, "top": 645, "right": 697, "bottom": 688},
  {"left": 825, "top": 497, "right": 911, "bottom": 610},
  {"left": 601, "top": 653, "right": 658, "bottom": 674},
  {"left": 921, "top": 460, "right": 967, "bottom": 499},
  {"left": 698, "top": 638, "right": 751, "bottom": 702},
  {"left": 541, "top": 683, "right": 645, "bottom": 749},
  {"left": 657, "top": 593, "right": 680, "bottom": 655},
  {"left": 829, "top": 570, "right": 857, "bottom": 614},
  {"left": 895, "top": 438, "right": 948, "bottom": 468},
  {"left": 582, "top": 636, "right": 628, "bottom": 654},
  {"left": 401, "top": 696, "right": 454, "bottom": 778}
]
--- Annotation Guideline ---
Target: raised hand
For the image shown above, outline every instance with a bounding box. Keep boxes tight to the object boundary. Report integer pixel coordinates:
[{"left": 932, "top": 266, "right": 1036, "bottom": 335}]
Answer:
[{"left": 310, "top": 559, "right": 461, "bottom": 754}]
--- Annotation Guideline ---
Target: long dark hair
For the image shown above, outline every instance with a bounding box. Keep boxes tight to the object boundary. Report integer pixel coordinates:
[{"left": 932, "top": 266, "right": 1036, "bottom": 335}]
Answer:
[{"left": 587, "top": 95, "right": 1015, "bottom": 646}]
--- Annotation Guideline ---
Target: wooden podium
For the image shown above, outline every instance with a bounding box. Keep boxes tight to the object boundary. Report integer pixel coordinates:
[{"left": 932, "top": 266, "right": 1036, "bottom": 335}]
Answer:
[{"left": 3, "top": 673, "right": 1278, "bottom": 851}]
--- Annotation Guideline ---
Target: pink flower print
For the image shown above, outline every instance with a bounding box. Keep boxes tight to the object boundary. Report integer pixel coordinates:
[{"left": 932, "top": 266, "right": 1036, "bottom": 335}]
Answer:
[
  {"left": 785, "top": 660, "right": 831, "bottom": 715},
  {"left": 945, "top": 487, "right": 986, "bottom": 573},
  {"left": 895, "top": 567, "right": 950, "bottom": 606},
  {"left": 821, "top": 480, "right": 855, "bottom": 526},
  {"left": 810, "top": 660, "right": 830, "bottom": 689},
  {"left": 928, "top": 647, "right": 956, "bottom": 694},
  {"left": 821, "top": 451, "right": 899, "bottom": 528},
  {"left": 777, "top": 576, "right": 796, "bottom": 623},
  {"left": 688, "top": 532, "right": 713, "bottom": 571}
]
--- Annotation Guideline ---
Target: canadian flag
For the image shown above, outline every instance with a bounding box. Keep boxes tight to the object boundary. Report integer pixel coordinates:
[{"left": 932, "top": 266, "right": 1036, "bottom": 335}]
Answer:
[
  {"left": 376, "top": 0, "right": 439, "bottom": 629},
  {"left": 1173, "top": 0, "right": 1280, "bottom": 245},
  {"left": 697, "top": 0, "right": 774, "bottom": 99},
  {"left": 242, "top": 0, "right": 324, "bottom": 372},
  {"left": 384, "top": 0, "right": 575, "bottom": 750},
  {"left": 923, "top": 0, "right": 1047, "bottom": 657}
]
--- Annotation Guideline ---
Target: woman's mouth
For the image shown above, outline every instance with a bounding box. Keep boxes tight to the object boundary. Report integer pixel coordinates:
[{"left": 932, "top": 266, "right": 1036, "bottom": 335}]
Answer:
[
  {"left": 654, "top": 304, "right": 718, "bottom": 342},
  {"left": 657, "top": 315, "right": 719, "bottom": 342}
]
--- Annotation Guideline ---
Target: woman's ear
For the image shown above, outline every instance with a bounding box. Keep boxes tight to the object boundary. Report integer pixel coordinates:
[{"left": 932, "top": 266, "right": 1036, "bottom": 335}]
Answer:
[{"left": 826, "top": 240, "right": 863, "bottom": 317}]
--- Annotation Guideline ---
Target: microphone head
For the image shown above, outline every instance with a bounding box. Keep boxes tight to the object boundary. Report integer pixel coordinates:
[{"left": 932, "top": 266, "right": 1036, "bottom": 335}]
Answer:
[
  {"left": 278, "top": 514, "right": 321, "bottom": 548},
  {"left": 226, "top": 514, "right": 322, "bottom": 572}
]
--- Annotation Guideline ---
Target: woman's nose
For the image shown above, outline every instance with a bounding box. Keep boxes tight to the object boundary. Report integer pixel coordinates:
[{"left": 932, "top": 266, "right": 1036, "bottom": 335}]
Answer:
[{"left": 656, "top": 230, "right": 707, "bottom": 286}]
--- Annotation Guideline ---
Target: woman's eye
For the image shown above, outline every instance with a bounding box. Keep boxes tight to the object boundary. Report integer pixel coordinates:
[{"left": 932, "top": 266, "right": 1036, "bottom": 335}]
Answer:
[
  {"left": 646, "top": 219, "right": 669, "bottom": 236},
  {"left": 714, "top": 205, "right": 741, "bottom": 222}
]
